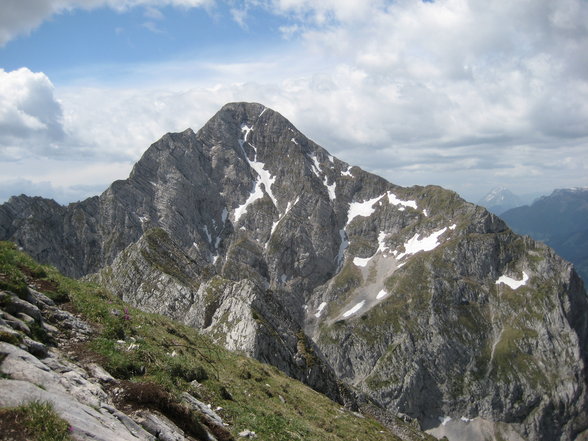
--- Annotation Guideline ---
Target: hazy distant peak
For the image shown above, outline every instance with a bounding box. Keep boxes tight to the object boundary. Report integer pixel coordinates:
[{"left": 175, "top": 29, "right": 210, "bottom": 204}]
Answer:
[{"left": 478, "top": 187, "right": 523, "bottom": 215}]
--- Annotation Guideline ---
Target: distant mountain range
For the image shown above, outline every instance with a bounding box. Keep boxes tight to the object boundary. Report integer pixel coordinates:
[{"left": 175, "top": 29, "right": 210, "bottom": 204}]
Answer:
[
  {"left": 1, "top": 103, "right": 587, "bottom": 441},
  {"left": 501, "top": 188, "right": 588, "bottom": 284},
  {"left": 478, "top": 187, "right": 524, "bottom": 215}
]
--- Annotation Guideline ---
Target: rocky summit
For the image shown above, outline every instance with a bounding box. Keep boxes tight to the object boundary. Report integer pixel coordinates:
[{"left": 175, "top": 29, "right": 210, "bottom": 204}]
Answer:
[{"left": 1, "top": 102, "right": 588, "bottom": 441}]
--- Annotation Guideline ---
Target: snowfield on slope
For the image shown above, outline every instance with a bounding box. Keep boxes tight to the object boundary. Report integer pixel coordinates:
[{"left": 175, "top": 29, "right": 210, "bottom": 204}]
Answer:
[{"left": 496, "top": 272, "right": 529, "bottom": 290}]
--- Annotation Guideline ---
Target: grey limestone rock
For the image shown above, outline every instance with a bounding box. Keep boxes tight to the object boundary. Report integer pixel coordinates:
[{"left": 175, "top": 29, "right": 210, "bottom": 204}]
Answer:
[
  {"left": 133, "top": 410, "right": 185, "bottom": 441},
  {"left": 2, "top": 102, "right": 588, "bottom": 440}
]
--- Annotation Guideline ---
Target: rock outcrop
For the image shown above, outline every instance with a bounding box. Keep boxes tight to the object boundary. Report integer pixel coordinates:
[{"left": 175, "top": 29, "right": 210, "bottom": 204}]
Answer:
[
  {"left": 1, "top": 102, "right": 587, "bottom": 440},
  {"left": 0, "top": 287, "right": 224, "bottom": 441}
]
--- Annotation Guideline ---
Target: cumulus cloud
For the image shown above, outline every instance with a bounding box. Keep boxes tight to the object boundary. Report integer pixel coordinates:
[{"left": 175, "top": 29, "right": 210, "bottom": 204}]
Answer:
[{"left": 0, "top": 68, "right": 66, "bottom": 159}]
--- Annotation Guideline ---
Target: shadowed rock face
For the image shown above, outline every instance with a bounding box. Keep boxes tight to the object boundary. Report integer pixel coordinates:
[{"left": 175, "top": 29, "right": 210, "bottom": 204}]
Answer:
[{"left": 2, "top": 102, "right": 588, "bottom": 441}]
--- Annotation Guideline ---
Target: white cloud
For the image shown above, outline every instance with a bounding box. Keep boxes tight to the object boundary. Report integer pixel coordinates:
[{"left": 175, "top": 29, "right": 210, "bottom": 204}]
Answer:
[
  {"left": 0, "top": 68, "right": 66, "bottom": 159},
  {"left": 0, "top": 0, "right": 587, "bottom": 203},
  {"left": 0, "top": 178, "right": 106, "bottom": 205},
  {"left": 245, "top": 0, "right": 588, "bottom": 198},
  {"left": 264, "top": 0, "right": 384, "bottom": 24},
  {"left": 143, "top": 6, "right": 165, "bottom": 20},
  {"left": 0, "top": 0, "right": 214, "bottom": 46}
]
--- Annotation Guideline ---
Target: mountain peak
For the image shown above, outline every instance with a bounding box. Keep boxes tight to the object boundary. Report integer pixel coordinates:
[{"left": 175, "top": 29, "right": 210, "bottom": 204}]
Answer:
[
  {"left": 478, "top": 186, "right": 523, "bottom": 215},
  {"left": 1, "top": 102, "right": 587, "bottom": 441}
]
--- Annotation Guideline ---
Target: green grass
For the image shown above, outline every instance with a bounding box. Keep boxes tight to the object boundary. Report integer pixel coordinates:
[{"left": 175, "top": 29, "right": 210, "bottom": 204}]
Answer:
[
  {"left": 0, "top": 401, "right": 72, "bottom": 441},
  {"left": 0, "top": 241, "right": 413, "bottom": 441},
  {"left": 331, "top": 261, "right": 362, "bottom": 292},
  {"left": 0, "top": 242, "right": 50, "bottom": 298},
  {"left": 490, "top": 325, "right": 546, "bottom": 386}
]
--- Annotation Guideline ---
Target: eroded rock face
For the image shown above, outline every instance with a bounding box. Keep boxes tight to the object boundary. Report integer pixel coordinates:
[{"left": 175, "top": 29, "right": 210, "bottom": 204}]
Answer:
[
  {"left": 2, "top": 102, "right": 588, "bottom": 440},
  {"left": 312, "top": 233, "right": 588, "bottom": 441},
  {"left": 90, "top": 227, "right": 344, "bottom": 403}
]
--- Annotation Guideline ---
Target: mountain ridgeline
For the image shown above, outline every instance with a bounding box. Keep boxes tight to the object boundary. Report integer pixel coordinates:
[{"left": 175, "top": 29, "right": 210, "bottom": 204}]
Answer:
[
  {"left": 501, "top": 188, "right": 588, "bottom": 284},
  {"left": 1, "top": 103, "right": 587, "bottom": 441}
]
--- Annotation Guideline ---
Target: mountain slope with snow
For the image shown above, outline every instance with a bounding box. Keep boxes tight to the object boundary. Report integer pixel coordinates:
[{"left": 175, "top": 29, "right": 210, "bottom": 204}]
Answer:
[{"left": 1, "top": 103, "right": 587, "bottom": 441}]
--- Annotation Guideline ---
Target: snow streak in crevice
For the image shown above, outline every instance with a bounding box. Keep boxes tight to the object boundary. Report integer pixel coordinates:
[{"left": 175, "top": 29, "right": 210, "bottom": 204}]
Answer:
[{"left": 234, "top": 123, "right": 277, "bottom": 222}]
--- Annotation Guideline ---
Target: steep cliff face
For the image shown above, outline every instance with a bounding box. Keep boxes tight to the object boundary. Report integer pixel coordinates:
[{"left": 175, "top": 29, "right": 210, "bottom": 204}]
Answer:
[
  {"left": 1, "top": 102, "right": 587, "bottom": 441},
  {"left": 312, "top": 227, "right": 588, "bottom": 440}
]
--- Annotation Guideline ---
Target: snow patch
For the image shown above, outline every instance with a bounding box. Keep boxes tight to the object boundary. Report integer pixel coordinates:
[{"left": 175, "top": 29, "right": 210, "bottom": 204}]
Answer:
[
  {"left": 386, "top": 191, "right": 417, "bottom": 209},
  {"left": 376, "top": 289, "right": 388, "bottom": 300},
  {"left": 239, "top": 124, "right": 253, "bottom": 149},
  {"left": 269, "top": 196, "right": 299, "bottom": 238},
  {"left": 234, "top": 182, "right": 264, "bottom": 222},
  {"left": 460, "top": 416, "right": 473, "bottom": 423},
  {"left": 234, "top": 123, "right": 277, "bottom": 222},
  {"left": 285, "top": 197, "right": 299, "bottom": 216},
  {"left": 324, "top": 176, "right": 336, "bottom": 201},
  {"left": 248, "top": 158, "right": 277, "bottom": 207},
  {"left": 291, "top": 137, "right": 298, "bottom": 145},
  {"left": 309, "top": 154, "right": 322, "bottom": 177},
  {"left": 353, "top": 256, "right": 372, "bottom": 267},
  {"left": 397, "top": 227, "right": 448, "bottom": 260},
  {"left": 439, "top": 416, "right": 452, "bottom": 426},
  {"left": 449, "top": 224, "right": 457, "bottom": 230},
  {"left": 315, "top": 302, "right": 327, "bottom": 318},
  {"left": 495, "top": 272, "right": 529, "bottom": 290},
  {"left": 221, "top": 208, "right": 228, "bottom": 223},
  {"left": 346, "top": 194, "right": 384, "bottom": 226},
  {"left": 377, "top": 231, "right": 389, "bottom": 254},
  {"left": 259, "top": 107, "right": 266, "bottom": 117},
  {"left": 423, "top": 209, "right": 429, "bottom": 217},
  {"left": 342, "top": 300, "right": 365, "bottom": 318},
  {"left": 341, "top": 166, "right": 353, "bottom": 177},
  {"left": 280, "top": 274, "right": 287, "bottom": 283}
]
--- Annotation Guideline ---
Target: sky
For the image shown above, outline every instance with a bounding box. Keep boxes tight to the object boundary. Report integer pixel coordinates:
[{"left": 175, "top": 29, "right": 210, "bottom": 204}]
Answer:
[{"left": 0, "top": 0, "right": 587, "bottom": 205}]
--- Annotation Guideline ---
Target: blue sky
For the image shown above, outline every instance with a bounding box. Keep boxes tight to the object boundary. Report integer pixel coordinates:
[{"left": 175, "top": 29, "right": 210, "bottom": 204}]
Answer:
[
  {"left": 2, "top": 4, "right": 290, "bottom": 85},
  {"left": 1, "top": 0, "right": 587, "bottom": 204}
]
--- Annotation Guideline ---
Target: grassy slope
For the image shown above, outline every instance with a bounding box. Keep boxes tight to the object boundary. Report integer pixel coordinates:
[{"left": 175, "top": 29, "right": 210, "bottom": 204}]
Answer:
[{"left": 0, "top": 241, "right": 429, "bottom": 441}]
